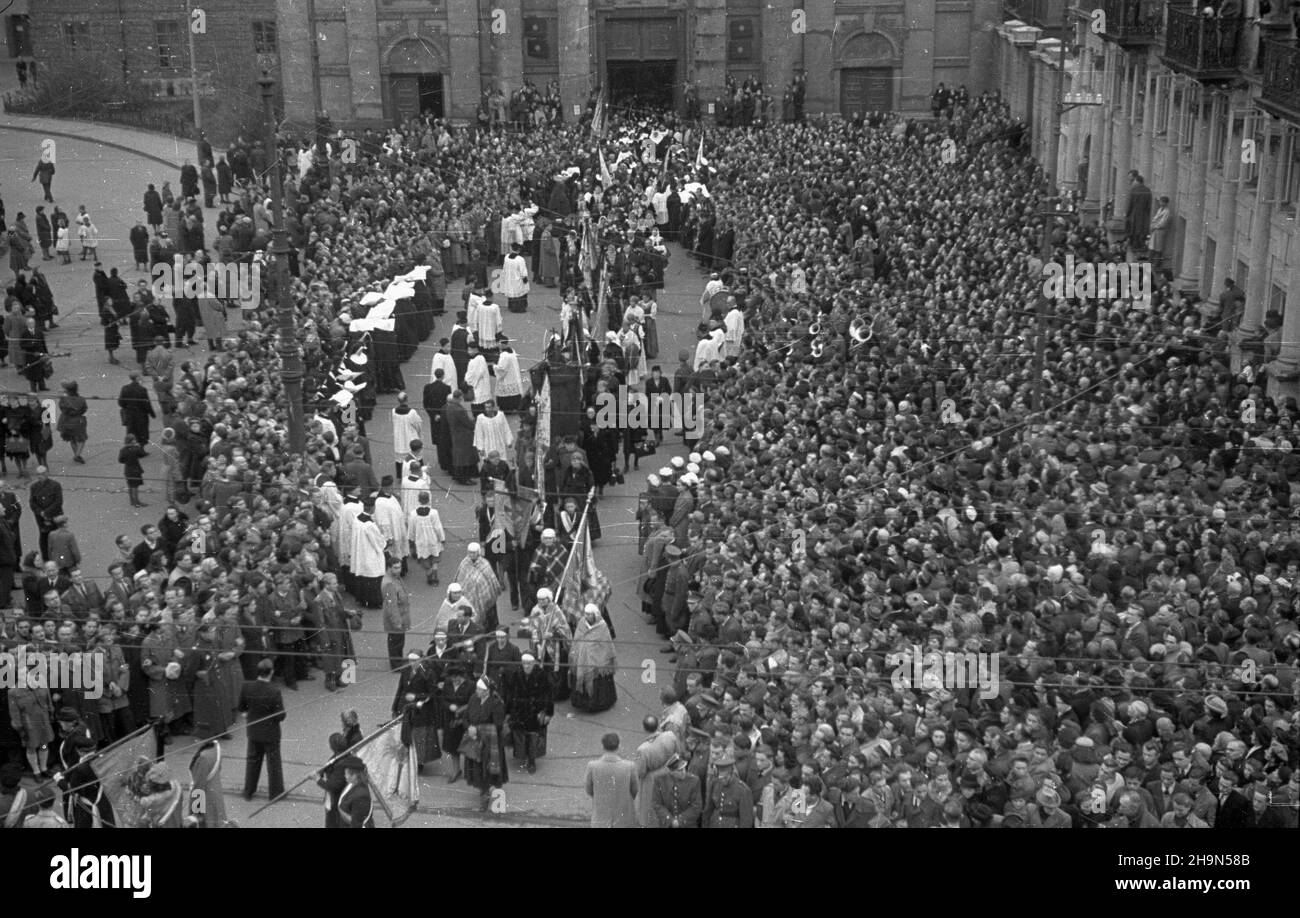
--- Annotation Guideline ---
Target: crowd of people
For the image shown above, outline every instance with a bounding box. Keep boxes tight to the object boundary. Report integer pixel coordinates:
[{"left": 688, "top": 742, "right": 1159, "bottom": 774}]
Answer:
[
  {"left": 0, "top": 68, "right": 1297, "bottom": 829},
  {"left": 607, "top": 95, "right": 1299, "bottom": 828}
]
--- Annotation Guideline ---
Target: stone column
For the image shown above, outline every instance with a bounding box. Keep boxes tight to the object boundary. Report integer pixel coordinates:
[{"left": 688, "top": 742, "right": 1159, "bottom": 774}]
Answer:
[
  {"left": 1100, "top": 47, "right": 1119, "bottom": 214},
  {"left": 446, "top": 0, "right": 482, "bottom": 120},
  {"left": 1269, "top": 233, "right": 1300, "bottom": 390},
  {"left": 1208, "top": 114, "right": 1243, "bottom": 307},
  {"left": 1239, "top": 121, "right": 1278, "bottom": 338},
  {"left": 341, "top": 0, "right": 382, "bottom": 122},
  {"left": 761, "top": 0, "right": 798, "bottom": 98},
  {"left": 276, "top": 0, "right": 314, "bottom": 124},
  {"left": 1060, "top": 56, "right": 1083, "bottom": 194},
  {"left": 1174, "top": 92, "right": 1213, "bottom": 296},
  {"left": 1111, "top": 60, "right": 1133, "bottom": 220},
  {"left": 557, "top": 0, "right": 590, "bottom": 122},
  {"left": 490, "top": 0, "right": 523, "bottom": 95},
  {"left": 1160, "top": 75, "right": 1182, "bottom": 221},
  {"left": 1086, "top": 45, "right": 1111, "bottom": 224},
  {"left": 803, "top": 0, "right": 834, "bottom": 116},
  {"left": 1137, "top": 65, "right": 1155, "bottom": 187}
]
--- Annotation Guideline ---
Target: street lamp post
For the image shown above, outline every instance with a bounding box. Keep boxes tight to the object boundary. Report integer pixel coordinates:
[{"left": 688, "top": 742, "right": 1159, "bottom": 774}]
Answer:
[
  {"left": 258, "top": 73, "right": 307, "bottom": 455},
  {"left": 1032, "top": 7, "right": 1101, "bottom": 416},
  {"left": 185, "top": 0, "right": 204, "bottom": 163}
]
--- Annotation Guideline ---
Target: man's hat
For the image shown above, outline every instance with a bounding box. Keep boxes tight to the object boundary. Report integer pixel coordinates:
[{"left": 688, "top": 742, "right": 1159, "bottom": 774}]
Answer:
[
  {"left": 715, "top": 749, "right": 736, "bottom": 767},
  {"left": 338, "top": 754, "right": 366, "bottom": 772}
]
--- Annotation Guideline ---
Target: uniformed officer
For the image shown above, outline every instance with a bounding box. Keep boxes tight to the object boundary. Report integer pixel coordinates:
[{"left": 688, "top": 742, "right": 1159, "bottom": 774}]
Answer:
[
  {"left": 703, "top": 749, "right": 753, "bottom": 828},
  {"left": 651, "top": 753, "right": 703, "bottom": 827}
]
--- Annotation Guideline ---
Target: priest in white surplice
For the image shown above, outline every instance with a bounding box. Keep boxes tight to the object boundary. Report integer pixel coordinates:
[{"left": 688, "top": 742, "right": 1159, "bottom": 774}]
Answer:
[
  {"left": 407, "top": 490, "right": 447, "bottom": 586},
  {"left": 466, "top": 289, "right": 502, "bottom": 347},
  {"left": 464, "top": 342, "right": 492, "bottom": 412},
  {"left": 400, "top": 458, "right": 433, "bottom": 516},
  {"left": 494, "top": 338, "right": 524, "bottom": 413},
  {"left": 693, "top": 323, "right": 726, "bottom": 371},
  {"left": 723, "top": 302, "right": 745, "bottom": 359},
  {"left": 390, "top": 392, "right": 424, "bottom": 482},
  {"left": 430, "top": 337, "right": 459, "bottom": 393},
  {"left": 337, "top": 489, "right": 365, "bottom": 588},
  {"left": 349, "top": 501, "right": 388, "bottom": 608},
  {"left": 373, "top": 482, "right": 408, "bottom": 568},
  {"left": 474, "top": 402, "right": 515, "bottom": 468}
]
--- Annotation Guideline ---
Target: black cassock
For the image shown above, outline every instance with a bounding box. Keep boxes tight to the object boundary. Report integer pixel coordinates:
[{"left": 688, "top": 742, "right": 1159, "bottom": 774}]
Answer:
[
  {"left": 393, "top": 295, "right": 419, "bottom": 362},
  {"left": 368, "top": 330, "right": 405, "bottom": 394}
]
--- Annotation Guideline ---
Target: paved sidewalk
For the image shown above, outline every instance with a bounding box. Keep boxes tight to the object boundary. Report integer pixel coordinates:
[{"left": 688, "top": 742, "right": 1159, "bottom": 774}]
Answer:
[{"left": 0, "top": 110, "right": 220, "bottom": 171}]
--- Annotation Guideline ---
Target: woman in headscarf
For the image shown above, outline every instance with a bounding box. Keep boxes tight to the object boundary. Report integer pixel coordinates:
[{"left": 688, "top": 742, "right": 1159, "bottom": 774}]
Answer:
[
  {"left": 570, "top": 602, "right": 617, "bottom": 713},
  {"left": 463, "top": 675, "right": 508, "bottom": 811},
  {"left": 340, "top": 708, "right": 364, "bottom": 749},
  {"left": 135, "top": 760, "right": 185, "bottom": 827},
  {"left": 392, "top": 650, "right": 441, "bottom": 770},
  {"left": 158, "top": 428, "right": 184, "bottom": 504}
]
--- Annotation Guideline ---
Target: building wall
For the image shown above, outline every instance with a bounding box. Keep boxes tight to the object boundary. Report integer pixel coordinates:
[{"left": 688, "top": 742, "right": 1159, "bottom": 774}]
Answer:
[
  {"left": 27, "top": 0, "right": 280, "bottom": 117},
  {"left": 268, "top": 0, "right": 1001, "bottom": 127},
  {"left": 996, "top": 12, "right": 1300, "bottom": 394},
  {"left": 23, "top": 1, "right": 1001, "bottom": 127}
]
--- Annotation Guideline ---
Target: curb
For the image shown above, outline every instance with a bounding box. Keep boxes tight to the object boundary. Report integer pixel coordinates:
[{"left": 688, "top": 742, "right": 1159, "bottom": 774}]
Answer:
[{"left": 2, "top": 120, "right": 185, "bottom": 171}]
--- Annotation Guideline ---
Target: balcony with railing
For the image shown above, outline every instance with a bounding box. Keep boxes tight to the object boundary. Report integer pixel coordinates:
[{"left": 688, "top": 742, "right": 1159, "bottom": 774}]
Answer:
[
  {"left": 1004, "top": 0, "right": 1069, "bottom": 32},
  {"left": 1160, "top": 6, "right": 1243, "bottom": 81},
  {"left": 1096, "top": 0, "right": 1164, "bottom": 47},
  {"left": 1260, "top": 39, "right": 1300, "bottom": 123}
]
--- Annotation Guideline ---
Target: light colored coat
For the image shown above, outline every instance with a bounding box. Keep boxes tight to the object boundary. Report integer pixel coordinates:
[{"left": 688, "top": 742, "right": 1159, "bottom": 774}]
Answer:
[
  {"left": 634, "top": 731, "right": 678, "bottom": 827},
  {"left": 585, "top": 752, "right": 639, "bottom": 828}
]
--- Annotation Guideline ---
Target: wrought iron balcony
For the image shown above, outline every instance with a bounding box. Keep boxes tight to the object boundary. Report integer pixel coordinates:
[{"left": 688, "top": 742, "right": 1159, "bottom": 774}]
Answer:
[
  {"left": 1260, "top": 39, "right": 1300, "bottom": 124},
  {"left": 1096, "top": 0, "right": 1164, "bottom": 47},
  {"left": 1004, "top": 0, "right": 1069, "bottom": 32},
  {"left": 1160, "top": 6, "right": 1243, "bottom": 82}
]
